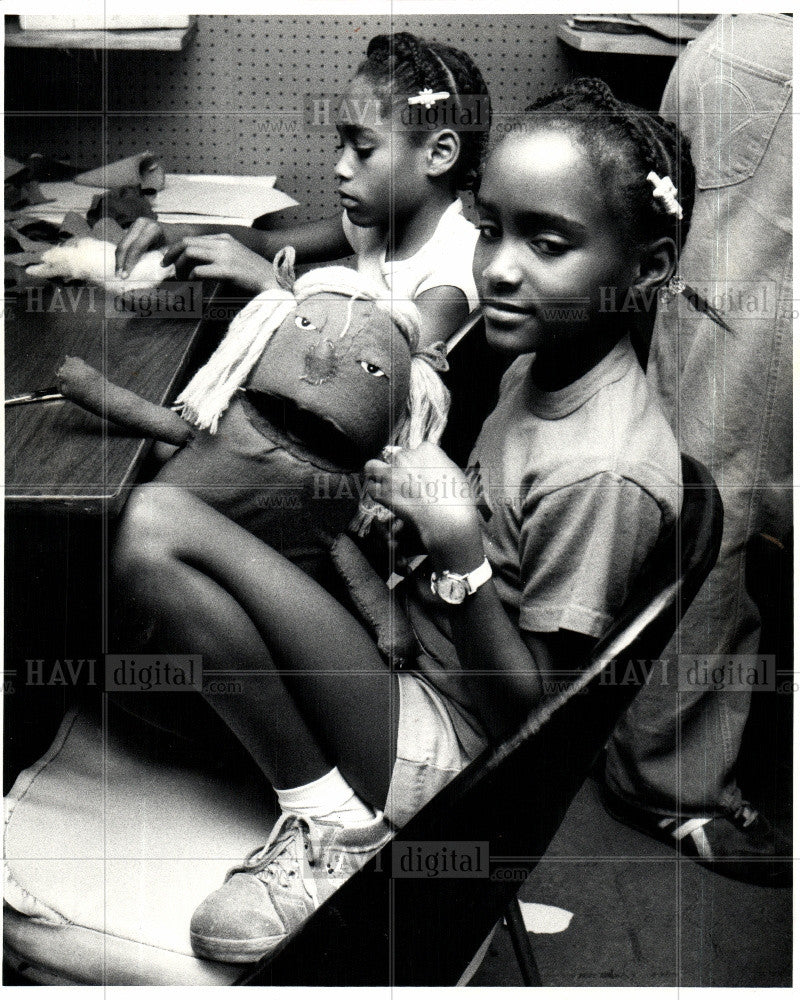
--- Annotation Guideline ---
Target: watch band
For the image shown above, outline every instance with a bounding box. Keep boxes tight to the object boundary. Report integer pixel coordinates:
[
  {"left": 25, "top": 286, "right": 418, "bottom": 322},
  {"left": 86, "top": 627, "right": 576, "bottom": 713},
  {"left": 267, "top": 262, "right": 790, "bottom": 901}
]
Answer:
[
  {"left": 460, "top": 556, "right": 493, "bottom": 594},
  {"left": 430, "top": 557, "right": 493, "bottom": 604}
]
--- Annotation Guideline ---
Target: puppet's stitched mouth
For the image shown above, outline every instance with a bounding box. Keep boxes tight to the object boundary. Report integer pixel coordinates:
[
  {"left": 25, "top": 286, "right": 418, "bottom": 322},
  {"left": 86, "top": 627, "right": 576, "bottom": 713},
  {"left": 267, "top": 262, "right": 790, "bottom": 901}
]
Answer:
[{"left": 243, "top": 389, "right": 365, "bottom": 469}]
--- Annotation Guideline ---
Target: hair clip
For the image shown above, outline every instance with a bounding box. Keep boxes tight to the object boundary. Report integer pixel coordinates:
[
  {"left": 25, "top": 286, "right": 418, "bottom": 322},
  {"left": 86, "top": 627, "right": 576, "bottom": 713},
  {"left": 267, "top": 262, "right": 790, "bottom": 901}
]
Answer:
[
  {"left": 659, "top": 274, "right": 686, "bottom": 306},
  {"left": 408, "top": 88, "right": 450, "bottom": 109},
  {"left": 647, "top": 171, "right": 683, "bottom": 220}
]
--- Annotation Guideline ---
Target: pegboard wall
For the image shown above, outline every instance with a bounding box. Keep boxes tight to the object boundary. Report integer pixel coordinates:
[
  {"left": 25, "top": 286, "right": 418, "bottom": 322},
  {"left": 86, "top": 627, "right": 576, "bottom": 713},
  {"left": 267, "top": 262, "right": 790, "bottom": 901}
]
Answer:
[{"left": 5, "top": 14, "right": 572, "bottom": 223}]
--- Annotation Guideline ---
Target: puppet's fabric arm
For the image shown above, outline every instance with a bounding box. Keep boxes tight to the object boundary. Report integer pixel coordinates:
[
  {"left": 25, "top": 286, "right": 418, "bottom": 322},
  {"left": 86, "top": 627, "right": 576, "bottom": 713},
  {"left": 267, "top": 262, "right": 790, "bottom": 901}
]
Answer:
[{"left": 56, "top": 356, "right": 193, "bottom": 446}]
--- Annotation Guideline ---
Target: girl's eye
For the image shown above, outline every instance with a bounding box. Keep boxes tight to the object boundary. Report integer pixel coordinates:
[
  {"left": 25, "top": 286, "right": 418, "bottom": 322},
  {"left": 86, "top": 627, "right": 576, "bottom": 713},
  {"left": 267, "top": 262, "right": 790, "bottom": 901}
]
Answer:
[
  {"left": 334, "top": 139, "right": 373, "bottom": 158},
  {"left": 532, "top": 237, "right": 570, "bottom": 256},
  {"left": 477, "top": 222, "right": 500, "bottom": 241},
  {"left": 295, "top": 315, "right": 317, "bottom": 331},
  {"left": 359, "top": 360, "right": 387, "bottom": 379}
]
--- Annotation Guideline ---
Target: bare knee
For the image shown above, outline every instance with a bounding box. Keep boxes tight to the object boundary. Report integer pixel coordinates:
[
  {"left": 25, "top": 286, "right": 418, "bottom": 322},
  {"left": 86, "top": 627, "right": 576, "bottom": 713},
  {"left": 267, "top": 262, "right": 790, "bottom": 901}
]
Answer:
[
  {"left": 111, "top": 486, "right": 197, "bottom": 646},
  {"left": 113, "top": 485, "right": 187, "bottom": 584}
]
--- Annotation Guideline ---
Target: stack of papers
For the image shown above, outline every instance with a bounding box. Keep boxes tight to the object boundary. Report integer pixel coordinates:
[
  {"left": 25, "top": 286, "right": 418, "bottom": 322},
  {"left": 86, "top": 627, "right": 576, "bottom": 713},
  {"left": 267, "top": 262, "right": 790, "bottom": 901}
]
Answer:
[{"left": 14, "top": 174, "right": 298, "bottom": 226}]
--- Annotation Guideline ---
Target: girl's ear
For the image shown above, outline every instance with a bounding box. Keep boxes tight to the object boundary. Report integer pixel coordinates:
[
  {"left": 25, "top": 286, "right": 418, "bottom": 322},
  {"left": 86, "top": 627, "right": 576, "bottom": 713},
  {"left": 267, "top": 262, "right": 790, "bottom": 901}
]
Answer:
[
  {"left": 634, "top": 236, "right": 677, "bottom": 292},
  {"left": 424, "top": 129, "right": 461, "bottom": 180}
]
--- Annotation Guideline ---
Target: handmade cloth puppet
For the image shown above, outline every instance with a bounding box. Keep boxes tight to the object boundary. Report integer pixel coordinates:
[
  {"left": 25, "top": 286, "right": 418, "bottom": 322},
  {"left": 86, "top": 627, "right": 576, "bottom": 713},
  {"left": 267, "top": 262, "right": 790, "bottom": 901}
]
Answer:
[{"left": 57, "top": 255, "right": 450, "bottom": 593}]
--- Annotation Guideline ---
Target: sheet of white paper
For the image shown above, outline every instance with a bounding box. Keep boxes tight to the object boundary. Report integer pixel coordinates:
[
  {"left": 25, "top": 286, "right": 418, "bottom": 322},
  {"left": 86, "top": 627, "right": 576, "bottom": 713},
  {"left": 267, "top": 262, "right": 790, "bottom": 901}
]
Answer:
[
  {"left": 151, "top": 174, "right": 294, "bottom": 218},
  {"left": 15, "top": 174, "right": 296, "bottom": 225},
  {"left": 517, "top": 902, "right": 574, "bottom": 934}
]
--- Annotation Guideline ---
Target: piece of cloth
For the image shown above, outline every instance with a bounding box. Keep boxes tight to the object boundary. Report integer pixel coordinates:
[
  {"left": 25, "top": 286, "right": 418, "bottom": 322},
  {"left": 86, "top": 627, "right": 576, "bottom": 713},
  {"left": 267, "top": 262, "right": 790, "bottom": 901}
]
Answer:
[
  {"left": 342, "top": 198, "right": 480, "bottom": 310},
  {"left": 385, "top": 670, "right": 483, "bottom": 829},
  {"left": 274, "top": 767, "right": 376, "bottom": 826},
  {"left": 25, "top": 237, "right": 173, "bottom": 293},
  {"left": 606, "top": 13, "right": 793, "bottom": 816},
  {"left": 74, "top": 151, "right": 165, "bottom": 191},
  {"left": 153, "top": 393, "right": 360, "bottom": 584},
  {"left": 405, "top": 334, "right": 682, "bottom": 736}
]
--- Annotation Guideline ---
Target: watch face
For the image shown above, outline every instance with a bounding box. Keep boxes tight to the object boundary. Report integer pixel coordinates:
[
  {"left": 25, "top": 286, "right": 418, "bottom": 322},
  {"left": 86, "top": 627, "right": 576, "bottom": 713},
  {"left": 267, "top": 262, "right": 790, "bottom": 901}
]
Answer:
[{"left": 438, "top": 575, "right": 468, "bottom": 604}]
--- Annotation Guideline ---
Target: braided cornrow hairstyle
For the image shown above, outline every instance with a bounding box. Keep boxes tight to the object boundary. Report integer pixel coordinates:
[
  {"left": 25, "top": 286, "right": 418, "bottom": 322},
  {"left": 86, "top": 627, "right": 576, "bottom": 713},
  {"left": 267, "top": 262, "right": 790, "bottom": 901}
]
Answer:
[
  {"left": 494, "top": 77, "right": 694, "bottom": 251},
  {"left": 357, "top": 31, "right": 492, "bottom": 193}
]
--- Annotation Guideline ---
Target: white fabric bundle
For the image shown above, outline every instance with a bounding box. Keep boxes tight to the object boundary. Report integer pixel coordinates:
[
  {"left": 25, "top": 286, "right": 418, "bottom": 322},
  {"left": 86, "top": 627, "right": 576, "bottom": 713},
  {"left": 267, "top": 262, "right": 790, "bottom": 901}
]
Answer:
[{"left": 27, "top": 237, "right": 174, "bottom": 294}]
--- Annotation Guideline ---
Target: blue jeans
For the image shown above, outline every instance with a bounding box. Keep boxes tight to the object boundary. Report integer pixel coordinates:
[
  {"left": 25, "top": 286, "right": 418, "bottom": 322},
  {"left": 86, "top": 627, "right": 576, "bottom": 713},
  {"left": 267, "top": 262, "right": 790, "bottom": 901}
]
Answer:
[{"left": 606, "top": 14, "right": 792, "bottom": 816}]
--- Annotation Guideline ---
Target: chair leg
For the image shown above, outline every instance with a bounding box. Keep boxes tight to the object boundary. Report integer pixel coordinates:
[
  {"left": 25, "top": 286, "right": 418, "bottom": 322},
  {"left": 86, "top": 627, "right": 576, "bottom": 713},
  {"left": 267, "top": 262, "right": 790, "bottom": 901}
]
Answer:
[{"left": 504, "top": 898, "right": 542, "bottom": 986}]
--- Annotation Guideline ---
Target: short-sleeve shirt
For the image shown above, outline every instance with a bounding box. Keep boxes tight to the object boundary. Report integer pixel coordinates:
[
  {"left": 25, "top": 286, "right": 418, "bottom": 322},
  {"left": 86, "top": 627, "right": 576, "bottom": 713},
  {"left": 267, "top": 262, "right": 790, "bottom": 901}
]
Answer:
[
  {"left": 342, "top": 198, "right": 480, "bottom": 310},
  {"left": 405, "top": 334, "right": 682, "bottom": 754}
]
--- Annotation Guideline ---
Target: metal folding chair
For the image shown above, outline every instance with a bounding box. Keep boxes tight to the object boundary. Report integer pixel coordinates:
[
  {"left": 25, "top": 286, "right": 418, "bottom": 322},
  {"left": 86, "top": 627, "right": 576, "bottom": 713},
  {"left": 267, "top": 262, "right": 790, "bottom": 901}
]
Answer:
[{"left": 238, "top": 452, "right": 723, "bottom": 986}]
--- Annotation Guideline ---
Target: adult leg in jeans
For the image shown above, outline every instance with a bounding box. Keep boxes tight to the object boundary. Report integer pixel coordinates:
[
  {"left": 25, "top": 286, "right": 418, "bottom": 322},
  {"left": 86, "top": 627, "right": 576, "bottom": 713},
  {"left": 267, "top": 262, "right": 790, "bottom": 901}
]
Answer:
[{"left": 604, "top": 13, "right": 792, "bottom": 884}]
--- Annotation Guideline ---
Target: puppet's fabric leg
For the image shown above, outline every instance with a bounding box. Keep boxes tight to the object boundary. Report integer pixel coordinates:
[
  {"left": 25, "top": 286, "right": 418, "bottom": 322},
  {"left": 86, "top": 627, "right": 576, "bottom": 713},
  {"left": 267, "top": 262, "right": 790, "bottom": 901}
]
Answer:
[{"left": 112, "top": 484, "right": 399, "bottom": 808}]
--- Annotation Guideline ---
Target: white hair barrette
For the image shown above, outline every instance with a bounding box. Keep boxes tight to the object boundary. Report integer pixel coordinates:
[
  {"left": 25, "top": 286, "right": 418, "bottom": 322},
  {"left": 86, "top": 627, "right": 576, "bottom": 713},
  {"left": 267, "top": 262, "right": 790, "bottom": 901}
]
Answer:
[
  {"left": 647, "top": 171, "right": 683, "bottom": 220},
  {"left": 408, "top": 88, "right": 450, "bottom": 109}
]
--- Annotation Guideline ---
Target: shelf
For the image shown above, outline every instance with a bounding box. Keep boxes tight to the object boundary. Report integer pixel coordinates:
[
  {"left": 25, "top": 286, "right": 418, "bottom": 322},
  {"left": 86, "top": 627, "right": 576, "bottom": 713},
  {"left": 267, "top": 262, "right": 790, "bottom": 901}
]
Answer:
[
  {"left": 557, "top": 23, "right": 686, "bottom": 58},
  {"left": 5, "top": 16, "right": 197, "bottom": 51}
]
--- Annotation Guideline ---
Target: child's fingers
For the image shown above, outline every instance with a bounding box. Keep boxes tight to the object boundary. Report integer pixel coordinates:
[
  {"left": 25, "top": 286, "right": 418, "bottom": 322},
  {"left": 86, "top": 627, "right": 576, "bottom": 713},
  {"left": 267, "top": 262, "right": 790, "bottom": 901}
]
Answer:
[
  {"left": 173, "top": 238, "right": 226, "bottom": 263},
  {"left": 116, "top": 218, "right": 162, "bottom": 277},
  {"left": 161, "top": 240, "right": 187, "bottom": 266},
  {"left": 189, "top": 264, "right": 222, "bottom": 279},
  {"left": 364, "top": 459, "right": 396, "bottom": 504},
  {"left": 115, "top": 220, "right": 146, "bottom": 275},
  {"left": 363, "top": 457, "right": 390, "bottom": 486}
]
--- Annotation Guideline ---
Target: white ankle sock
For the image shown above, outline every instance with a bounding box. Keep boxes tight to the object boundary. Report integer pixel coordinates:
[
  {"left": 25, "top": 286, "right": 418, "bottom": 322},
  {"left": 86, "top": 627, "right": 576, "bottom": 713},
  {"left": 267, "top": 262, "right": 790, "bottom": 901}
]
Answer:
[{"left": 275, "top": 768, "right": 378, "bottom": 826}]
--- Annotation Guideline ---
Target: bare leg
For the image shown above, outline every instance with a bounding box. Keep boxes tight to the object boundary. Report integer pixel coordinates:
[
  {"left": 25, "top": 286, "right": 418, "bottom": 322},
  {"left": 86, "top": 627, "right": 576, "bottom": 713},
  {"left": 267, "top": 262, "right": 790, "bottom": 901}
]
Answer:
[{"left": 112, "top": 484, "right": 399, "bottom": 808}]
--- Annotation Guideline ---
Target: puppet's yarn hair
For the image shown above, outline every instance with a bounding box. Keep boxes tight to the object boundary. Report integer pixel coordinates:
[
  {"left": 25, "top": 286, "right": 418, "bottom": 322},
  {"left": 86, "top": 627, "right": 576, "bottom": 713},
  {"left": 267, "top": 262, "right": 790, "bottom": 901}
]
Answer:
[
  {"left": 174, "top": 289, "right": 295, "bottom": 433},
  {"left": 393, "top": 351, "right": 450, "bottom": 450},
  {"left": 274, "top": 245, "right": 296, "bottom": 290},
  {"left": 353, "top": 344, "right": 451, "bottom": 538}
]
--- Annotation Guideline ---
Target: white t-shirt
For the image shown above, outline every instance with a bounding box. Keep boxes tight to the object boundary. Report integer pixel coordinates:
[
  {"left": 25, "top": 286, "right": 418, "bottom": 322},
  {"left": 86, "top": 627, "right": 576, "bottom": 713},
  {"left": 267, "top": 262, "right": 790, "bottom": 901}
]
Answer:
[{"left": 341, "top": 198, "right": 480, "bottom": 311}]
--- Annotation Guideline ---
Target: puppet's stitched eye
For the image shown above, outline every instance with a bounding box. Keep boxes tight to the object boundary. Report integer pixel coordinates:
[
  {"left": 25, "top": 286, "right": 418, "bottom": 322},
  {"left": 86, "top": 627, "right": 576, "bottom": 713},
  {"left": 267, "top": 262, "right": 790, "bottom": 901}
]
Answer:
[
  {"left": 359, "top": 360, "right": 387, "bottom": 379},
  {"left": 295, "top": 315, "right": 317, "bottom": 331}
]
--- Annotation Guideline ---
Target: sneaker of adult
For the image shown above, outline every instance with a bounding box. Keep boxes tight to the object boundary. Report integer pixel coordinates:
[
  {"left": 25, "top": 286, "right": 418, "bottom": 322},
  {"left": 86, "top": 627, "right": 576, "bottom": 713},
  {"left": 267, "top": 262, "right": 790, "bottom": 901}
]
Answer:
[
  {"left": 190, "top": 811, "right": 393, "bottom": 964},
  {"left": 600, "top": 784, "right": 791, "bottom": 888}
]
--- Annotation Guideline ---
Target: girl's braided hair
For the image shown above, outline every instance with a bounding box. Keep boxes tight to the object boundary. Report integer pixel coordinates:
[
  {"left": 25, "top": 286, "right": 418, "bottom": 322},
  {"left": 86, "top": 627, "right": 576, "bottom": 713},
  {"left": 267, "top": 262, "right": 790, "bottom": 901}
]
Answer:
[
  {"left": 496, "top": 77, "right": 695, "bottom": 249},
  {"left": 357, "top": 31, "right": 492, "bottom": 193}
]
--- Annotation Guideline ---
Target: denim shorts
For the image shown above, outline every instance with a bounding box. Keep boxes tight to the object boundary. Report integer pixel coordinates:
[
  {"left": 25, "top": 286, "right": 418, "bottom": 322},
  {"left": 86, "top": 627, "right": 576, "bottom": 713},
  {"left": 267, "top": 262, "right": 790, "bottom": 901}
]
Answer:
[{"left": 384, "top": 671, "right": 481, "bottom": 830}]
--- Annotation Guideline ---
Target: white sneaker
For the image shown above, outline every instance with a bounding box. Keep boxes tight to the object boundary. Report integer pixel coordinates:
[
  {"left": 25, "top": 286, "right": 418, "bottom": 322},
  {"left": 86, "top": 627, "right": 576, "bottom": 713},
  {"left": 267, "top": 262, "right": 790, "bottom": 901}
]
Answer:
[{"left": 190, "top": 811, "right": 393, "bottom": 963}]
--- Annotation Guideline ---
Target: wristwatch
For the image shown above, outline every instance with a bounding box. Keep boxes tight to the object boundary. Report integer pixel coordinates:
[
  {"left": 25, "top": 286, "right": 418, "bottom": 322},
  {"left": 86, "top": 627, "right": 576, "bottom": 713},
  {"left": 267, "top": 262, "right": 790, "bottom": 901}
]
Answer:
[{"left": 430, "top": 557, "right": 493, "bottom": 605}]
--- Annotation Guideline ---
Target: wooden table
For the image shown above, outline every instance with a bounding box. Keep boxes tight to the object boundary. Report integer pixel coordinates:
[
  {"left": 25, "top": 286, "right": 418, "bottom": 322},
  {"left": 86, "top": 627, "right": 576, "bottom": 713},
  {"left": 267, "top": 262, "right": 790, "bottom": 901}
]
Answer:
[{"left": 6, "top": 272, "right": 217, "bottom": 516}]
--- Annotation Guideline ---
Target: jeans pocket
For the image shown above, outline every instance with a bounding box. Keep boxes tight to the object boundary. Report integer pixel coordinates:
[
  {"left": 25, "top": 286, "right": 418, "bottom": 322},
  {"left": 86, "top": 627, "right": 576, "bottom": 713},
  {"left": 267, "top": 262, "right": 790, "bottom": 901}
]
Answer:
[{"left": 692, "top": 47, "right": 791, "bottom": 189}]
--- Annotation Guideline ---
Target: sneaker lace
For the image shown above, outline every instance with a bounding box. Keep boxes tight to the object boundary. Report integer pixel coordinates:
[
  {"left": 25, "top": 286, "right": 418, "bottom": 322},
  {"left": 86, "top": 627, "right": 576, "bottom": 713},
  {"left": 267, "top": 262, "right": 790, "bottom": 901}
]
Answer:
[{"left": 227, "top": 813, "right": 326, "bottom": 891}]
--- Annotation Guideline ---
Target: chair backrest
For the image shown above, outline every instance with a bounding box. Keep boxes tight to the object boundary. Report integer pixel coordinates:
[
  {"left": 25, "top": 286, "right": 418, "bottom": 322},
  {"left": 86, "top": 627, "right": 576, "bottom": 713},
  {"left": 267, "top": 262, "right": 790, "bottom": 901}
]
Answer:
[
  {"left": 438, "top": 311, "right": 509, "bottom": 467},
  {"left": 240, "top": 453, "right": 723, "bottom": 987}
]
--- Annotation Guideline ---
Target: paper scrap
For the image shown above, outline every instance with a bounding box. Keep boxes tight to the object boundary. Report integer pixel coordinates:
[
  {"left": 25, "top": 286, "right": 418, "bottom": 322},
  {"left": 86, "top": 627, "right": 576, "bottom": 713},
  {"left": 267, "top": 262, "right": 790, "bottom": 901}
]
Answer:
[
  {"left": 152, "top": 174, "right": 293, "bottom": 219},
  {"left": 517, "top": 901, "right": 574, "bottom": 935},
  {"left": 15, "top": 175, "right": 296, "bottom": 227}
]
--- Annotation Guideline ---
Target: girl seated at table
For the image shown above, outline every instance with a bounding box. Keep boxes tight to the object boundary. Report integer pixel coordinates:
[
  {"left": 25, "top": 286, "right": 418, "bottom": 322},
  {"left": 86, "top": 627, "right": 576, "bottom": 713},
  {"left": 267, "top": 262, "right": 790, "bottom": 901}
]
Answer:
[
  {"left": 115, "top": 31, "right": 492, "bottom": 348},
  {"left": 112, "top": 78, "right": 687, "bottom": 964}
]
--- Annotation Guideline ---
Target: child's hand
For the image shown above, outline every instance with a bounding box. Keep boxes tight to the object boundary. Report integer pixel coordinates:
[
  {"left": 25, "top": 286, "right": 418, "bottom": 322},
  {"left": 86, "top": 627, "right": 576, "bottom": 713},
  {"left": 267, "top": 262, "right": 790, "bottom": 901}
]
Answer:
[
  {"left": 162, "top": 234, "right": 276, "bottom": 292},
  {"left": 364, "top": 442, "right": 482, "bottom": 558},
  {"left": 115, "top": 218, "right": 166, "bottom": 277}
]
